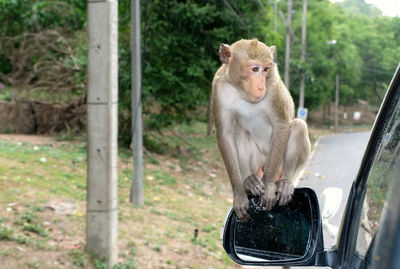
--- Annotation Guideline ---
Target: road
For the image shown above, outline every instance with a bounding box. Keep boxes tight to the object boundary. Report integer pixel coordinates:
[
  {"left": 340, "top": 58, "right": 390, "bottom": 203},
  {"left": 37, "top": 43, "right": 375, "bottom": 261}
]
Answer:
[{"left": 299, "top": 131, "right": 371, "bottom": 247}]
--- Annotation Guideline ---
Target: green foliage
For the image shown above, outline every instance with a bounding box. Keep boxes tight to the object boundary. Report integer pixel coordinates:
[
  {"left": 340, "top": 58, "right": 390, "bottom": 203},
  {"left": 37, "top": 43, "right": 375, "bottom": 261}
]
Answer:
[
  {"left": 0, "top": 227, "right": 14, "bottom": 240},
  {"left": 14, "top": 211, "right": 34, "bottom": 225},
  {"left": 69, "top": 250, "right": 88, "bottom": 267},
  {"left": 0, "top": 0, "right": 87, "bottom": 102},
  {"left": 202, "top": 224, "right": 217, "bottom": 233},
  {"left": 1, "top": 0, "right": 400, "bottom": 144},
  {"left": 94, "top": 258, "right": 107, "bottom": 269},
  {"left": 153, "top": 170, "right": 177, "bottom": 186},
  {"left": 117, "top": 0, "right": 274, "bottom": 143},
  {"left": 113, "top": 260, "right": 138, "bottom": 269},
  {"left": 339, "top": 0, "right": 382, "bottom": 16},
  {"left": 287, "top": 0, "right": 400, "bottom": 109},
  {"left": 143, "top": 134, "right": 167, "bottom": 154},
  {"left": 0, "top": 0, "right": 86, "bottom": 36}
]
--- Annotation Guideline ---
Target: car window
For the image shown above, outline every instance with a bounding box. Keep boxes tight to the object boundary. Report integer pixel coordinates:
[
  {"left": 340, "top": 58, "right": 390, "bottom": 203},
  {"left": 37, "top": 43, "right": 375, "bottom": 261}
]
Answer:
[{"left": 355, "top": 86, "right": 400, "bottom": 256}]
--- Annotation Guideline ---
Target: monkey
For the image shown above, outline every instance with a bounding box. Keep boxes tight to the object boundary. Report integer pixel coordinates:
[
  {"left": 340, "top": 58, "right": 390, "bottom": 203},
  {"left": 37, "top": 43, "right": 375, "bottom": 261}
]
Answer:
[{"left": 211, "top": 39, "right": 310, "bottom": 221}]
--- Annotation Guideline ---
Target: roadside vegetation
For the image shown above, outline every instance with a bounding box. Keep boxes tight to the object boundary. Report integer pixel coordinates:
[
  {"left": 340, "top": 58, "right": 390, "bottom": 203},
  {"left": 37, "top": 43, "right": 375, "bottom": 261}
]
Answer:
[
  {"left": 0, "top": 122, "right": 363, "bottom": 268},
  {"left": 0, "top": 122, "right": 237, "bottom": 268},
  {"left": 0, "top": 0, "right": 398, "bottom": 140}
]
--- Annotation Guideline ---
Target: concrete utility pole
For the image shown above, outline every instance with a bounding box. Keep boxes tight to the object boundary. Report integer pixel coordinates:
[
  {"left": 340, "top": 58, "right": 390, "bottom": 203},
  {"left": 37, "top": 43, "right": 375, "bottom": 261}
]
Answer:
[
  {"left": 130, "top": 0, "right": 144, "bottom": 205},
  {"left": 86, "top": 0, "right": 119, "bottom": 267},
  {"left": 284, "top": 0, "right": 293, "bottom": 89},
  {"left": 335, "top": 74, "right": 340, "bottom": 131},
  {"left": 299, "top": 0, "right": 308, "bottom": 109}
]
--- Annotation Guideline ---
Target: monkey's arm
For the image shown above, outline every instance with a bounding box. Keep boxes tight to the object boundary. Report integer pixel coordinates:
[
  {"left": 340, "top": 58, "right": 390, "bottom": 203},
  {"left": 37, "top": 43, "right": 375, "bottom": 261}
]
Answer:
[
  {"left": 213, "top": 94, "right": 250, "bottom": 221},
  {"left": 216, "top": 123, "right": 251, "bottom": 220},
  {"left": 262, "top": 123, "right": 291, "bottom": 210}
]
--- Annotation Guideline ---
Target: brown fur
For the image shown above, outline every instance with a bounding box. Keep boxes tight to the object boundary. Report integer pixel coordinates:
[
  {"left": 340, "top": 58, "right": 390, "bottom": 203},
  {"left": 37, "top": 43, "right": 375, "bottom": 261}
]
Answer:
[{"left": 211, "top": 39, "right": 310, "bottom": 220}]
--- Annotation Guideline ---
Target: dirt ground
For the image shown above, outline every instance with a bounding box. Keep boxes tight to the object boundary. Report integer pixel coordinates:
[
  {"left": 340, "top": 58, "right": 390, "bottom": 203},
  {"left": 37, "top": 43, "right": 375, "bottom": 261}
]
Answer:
[{"left": 0, "top": 134, "right": 69, "bottom": 145}]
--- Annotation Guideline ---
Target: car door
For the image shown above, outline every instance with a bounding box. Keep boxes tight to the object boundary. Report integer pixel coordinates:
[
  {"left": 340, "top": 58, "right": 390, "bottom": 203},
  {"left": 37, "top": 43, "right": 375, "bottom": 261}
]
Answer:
[{"left": 352, "top": 68, "right": 400, "bottom": 269}]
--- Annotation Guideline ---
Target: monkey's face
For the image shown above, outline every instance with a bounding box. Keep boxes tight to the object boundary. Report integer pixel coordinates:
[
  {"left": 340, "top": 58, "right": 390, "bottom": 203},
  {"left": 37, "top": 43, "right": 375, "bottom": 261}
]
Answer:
[
  {"left": 220, "top": 39, "right": 275, "bottom": 103},
  {"left": 240, "top": 61, "right": 273, "bottom": 103}
]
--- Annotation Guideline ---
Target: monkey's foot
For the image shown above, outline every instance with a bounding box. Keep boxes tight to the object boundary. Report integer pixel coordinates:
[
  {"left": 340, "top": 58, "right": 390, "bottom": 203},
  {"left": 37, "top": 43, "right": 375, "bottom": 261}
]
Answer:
[
  {"left": 261, "top": 183, "right": 277, "bottom": 211},
  {"left": 276, "top": 179, "right": 294, "bottom": 206},
  {"left": 244, "top": 175, "right": 265, "bottom": 197},
  {"left": 233, "top": 193, "right": 250, "bottom": 222}
]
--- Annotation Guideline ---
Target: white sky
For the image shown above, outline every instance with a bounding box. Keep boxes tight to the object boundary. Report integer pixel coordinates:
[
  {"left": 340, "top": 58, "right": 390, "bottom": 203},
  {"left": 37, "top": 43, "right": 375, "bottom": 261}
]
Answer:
[
  {"left": 330, "top": 0, "right": 400, "bottom": 17},
  {"left": 365, "top": 0, "right": 400, "bottom": 17}
]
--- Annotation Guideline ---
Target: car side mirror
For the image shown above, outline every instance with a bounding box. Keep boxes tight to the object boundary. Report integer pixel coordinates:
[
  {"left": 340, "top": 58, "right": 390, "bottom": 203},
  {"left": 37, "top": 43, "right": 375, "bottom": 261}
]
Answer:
[
  {"left": 222, "top": 188, "right": 325, "bottom": 266},
  {"left": 320, "top": 187, "right": 343, "bottom": 240}
]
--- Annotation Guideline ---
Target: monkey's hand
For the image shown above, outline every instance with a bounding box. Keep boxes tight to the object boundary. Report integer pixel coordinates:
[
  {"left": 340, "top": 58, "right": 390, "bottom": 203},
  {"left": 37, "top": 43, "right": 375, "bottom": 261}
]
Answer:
[
  {"left": 243, "top": 175, "right": 265, "bottom": 197},
  {"left": 233, "top": 192, "right": 250, "bottom": 222},
  {"left": 261, "top": 183, "right": 278, "bottom": 211},
  {"left": 276, "top": 179, "right": 294, "bottom": 206}
]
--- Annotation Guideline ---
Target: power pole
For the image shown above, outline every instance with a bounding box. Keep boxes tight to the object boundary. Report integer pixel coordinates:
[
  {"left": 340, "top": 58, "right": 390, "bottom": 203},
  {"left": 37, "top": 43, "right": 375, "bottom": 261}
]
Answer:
[
  {"left": 86, "top": 0, "right": 118, "bottom": 267},
  {"left": 335, "top": 74, "right": 340, "bottom": 131},
  {"left": 299, "top": 0, "right": 307, "bottom": 109},
  {"left": 274, "top": 0, "right": 277, "bottom": 33},
  {"left": 130, "top": 0, "right": 144, "bottom": 206},
  {"left": 284, "top": 0, "right": 293, "bottom": 89}
]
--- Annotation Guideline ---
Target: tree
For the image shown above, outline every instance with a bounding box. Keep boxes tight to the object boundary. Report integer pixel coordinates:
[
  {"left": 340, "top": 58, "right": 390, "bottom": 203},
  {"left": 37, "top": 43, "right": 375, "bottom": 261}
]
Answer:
[{"left": 117, "top": 0, "right": 275, "bottom": 145}]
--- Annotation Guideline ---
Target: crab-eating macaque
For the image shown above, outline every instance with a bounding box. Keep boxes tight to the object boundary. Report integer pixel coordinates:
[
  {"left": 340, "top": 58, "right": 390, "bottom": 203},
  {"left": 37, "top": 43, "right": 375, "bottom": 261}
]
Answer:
[{"left": 212, "top": 39, "right": 310, "bottom": 221}]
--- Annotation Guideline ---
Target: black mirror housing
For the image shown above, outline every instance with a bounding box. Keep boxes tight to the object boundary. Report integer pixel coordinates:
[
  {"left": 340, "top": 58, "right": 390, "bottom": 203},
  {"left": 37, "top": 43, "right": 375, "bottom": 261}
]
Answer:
[{"left": 222, "top": 187, "right": 325, "bottom": 267}]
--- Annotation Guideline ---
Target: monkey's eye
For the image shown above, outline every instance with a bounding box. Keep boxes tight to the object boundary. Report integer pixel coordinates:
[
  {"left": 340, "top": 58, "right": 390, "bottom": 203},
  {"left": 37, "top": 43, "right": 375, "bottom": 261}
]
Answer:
[
  {"left": 252, "top": 66, "right": 260, "bottom": 72},
  {"left": 264, "top": 64, "right": 273, "bottom": 72}
]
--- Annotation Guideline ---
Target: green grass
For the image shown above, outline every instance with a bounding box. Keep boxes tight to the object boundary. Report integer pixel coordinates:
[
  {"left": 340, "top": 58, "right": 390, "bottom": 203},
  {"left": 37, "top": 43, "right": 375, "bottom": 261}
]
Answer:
[
  {"left": 0, "top": 87, "right": 12, "bottom": 101},
  {"left": 0, "top": 121, "right": 248, "bottom": 268},
  {"left": 22, "top": 224, "right": 48, "bottom": 237},
  {"left": 0, "top": 141, "right": 87, "bottom": 203},
  {"left": 69, "top": 250, "right": 89, "bottom": 267},
  {"left": 0, "top": 227, "right": 14, "bottom": 240}
]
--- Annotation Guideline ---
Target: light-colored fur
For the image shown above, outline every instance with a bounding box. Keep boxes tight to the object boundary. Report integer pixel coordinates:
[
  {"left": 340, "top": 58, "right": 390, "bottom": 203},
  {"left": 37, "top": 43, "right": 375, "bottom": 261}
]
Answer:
[{"left": 212, "top": 39, "right": 310, "bottom": 218}]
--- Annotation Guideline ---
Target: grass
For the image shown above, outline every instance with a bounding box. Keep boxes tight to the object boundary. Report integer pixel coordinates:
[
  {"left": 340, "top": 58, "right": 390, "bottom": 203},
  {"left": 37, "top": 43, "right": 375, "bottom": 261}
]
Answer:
[
  {"left": 0, "top": 123, "right": 236, "bottom": 268},
  {"left": 0, "top": 121, "right": 338, "bottom": 268}
]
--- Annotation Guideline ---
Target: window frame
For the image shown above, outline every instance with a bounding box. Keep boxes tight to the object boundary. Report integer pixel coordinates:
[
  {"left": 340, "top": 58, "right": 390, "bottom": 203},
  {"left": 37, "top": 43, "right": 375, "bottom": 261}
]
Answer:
[{"left": 335, "top": 63, "right": 400, "bottom": 268}]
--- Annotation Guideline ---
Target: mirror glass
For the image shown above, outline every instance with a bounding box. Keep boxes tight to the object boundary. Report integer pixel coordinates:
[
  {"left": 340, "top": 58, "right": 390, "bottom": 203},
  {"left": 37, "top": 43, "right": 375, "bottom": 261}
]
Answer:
[{"left": 233, "top": 192, "right": 312, "bottom": 262}]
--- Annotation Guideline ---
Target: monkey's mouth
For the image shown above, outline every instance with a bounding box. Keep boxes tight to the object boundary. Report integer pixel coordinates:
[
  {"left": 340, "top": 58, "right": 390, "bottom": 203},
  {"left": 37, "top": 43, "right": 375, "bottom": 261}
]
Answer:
[{"left": 248, "top": 93, "right": 265, "bottom": 103}]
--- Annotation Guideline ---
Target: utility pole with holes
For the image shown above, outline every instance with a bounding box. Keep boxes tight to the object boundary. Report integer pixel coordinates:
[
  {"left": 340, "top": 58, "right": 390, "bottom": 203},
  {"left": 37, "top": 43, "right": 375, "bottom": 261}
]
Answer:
[{"left": 86, "top": 0, "right": 119, "bottom": 267}]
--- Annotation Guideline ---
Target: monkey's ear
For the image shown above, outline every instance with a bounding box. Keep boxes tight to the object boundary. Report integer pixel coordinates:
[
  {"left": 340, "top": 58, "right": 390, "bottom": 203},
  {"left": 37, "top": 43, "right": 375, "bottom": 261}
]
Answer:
[
  {"left": 219, "top": 44, "right": 233, "bottom": 64},
  {"left": 270, "top": 45, "right": 276, "bottom": 58}
]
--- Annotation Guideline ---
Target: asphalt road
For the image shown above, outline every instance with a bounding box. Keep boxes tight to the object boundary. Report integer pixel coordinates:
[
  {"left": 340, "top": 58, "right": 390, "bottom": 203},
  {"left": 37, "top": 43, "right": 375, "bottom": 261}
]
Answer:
[{"left": 299, "top": 131, "right": 371, "bottom": 248}]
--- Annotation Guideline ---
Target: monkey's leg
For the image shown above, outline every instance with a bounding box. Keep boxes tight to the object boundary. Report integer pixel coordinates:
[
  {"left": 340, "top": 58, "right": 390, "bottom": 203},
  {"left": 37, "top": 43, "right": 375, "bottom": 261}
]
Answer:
[
  {"left": 256, "top": 165, "right": 264, "bottom": 179},
  {"left": 277, "top": 119, "right": 311, "bottom": 206},
  {"left": 243, "top": 175, "right": 264, "bottom": 196},
  {"left": 244, "top": 165, "right": 282, "bottom": 197},
  {"left": 261, "top": 125, "right": 291, "bottom": 211},
  {"left": 241, "top": 141, "right": 265, "bottom": 197},
  {"left": 255, "top": 165, "right": 282, "bottom": 182}
]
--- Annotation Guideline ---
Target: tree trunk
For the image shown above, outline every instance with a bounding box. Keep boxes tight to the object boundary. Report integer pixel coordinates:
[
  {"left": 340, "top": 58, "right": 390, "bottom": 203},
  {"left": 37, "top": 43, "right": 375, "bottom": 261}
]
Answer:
[{"left": 207, "top": 93, "right": 213, "bottom": 136}]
